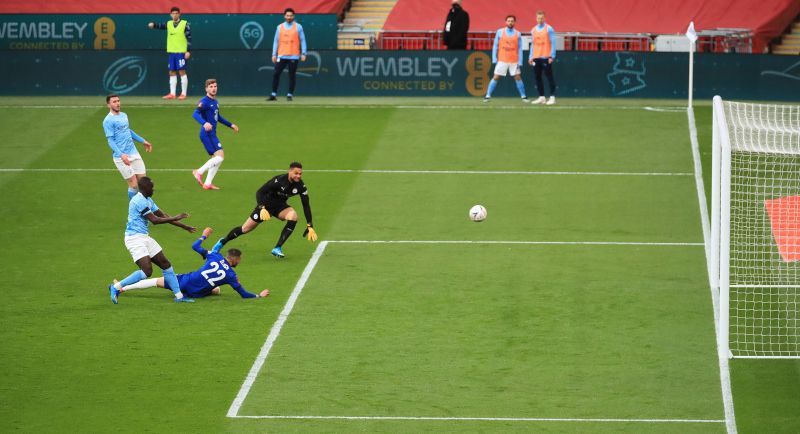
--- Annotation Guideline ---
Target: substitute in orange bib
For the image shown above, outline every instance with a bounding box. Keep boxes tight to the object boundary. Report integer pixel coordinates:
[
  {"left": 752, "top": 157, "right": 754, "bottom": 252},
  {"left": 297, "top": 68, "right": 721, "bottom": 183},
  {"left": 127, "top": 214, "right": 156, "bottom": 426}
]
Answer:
[
  {"left": 268, "top": 8, "right": 308, "bottom": 102},
  {"left": 528, "top": 11, "right": 557, "bottom": 105},
  {"left": 484, "top": 15, "right": 528, "bottom": 103}
]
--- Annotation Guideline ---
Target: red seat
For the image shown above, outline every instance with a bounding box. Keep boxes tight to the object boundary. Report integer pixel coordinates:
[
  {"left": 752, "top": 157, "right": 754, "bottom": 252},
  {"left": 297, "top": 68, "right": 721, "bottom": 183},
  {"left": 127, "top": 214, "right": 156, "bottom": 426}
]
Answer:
[
  {"left": 576, "top": 40, "right": 599, "bottom": 51},
  {"left": 601, "top": 40, "right": 626, "bottom": 51}
]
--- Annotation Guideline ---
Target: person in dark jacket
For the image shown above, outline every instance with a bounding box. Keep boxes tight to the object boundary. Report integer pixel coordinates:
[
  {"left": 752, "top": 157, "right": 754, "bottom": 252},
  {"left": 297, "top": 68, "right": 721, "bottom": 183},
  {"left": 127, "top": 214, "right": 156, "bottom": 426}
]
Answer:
[{"left": 443, "top": 0, "right": 469, "bottom": 50}]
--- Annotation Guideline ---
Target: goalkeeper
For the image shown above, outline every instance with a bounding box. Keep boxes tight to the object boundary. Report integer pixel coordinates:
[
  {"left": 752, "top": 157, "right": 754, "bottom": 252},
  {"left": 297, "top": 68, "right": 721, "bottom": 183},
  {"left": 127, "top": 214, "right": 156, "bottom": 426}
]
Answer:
[{"left": 212, "top": 162, "right": 317, "bottom": 258}]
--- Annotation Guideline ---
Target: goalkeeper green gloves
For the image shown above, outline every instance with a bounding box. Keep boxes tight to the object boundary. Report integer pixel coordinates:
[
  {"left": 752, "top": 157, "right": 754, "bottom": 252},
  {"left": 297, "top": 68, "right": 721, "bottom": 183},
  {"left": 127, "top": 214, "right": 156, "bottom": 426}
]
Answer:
[{"left": 303, "top": 224, "right": 318, "bottom": 242}]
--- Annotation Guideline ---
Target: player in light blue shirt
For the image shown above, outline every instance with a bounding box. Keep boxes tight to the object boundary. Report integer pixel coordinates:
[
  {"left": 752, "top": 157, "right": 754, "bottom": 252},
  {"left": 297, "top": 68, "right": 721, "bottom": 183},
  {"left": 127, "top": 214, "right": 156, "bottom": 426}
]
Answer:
[
  {"left": 108, "top": 177, "right": 197, "bottom": 304},
  {"left": 117, "top": 228, "right": 270, "bottom": 300},
  {"left": 103, "top": 94, "right": 154, "bottom": 200}
]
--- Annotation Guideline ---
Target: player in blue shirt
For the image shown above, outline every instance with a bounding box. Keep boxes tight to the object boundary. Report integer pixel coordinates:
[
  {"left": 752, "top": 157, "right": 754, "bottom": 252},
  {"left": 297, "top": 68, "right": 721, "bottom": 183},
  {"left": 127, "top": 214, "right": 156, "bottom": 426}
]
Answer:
[
  {"left": 108, "top": 176, "right": 197, "bottom": 304},
  {"left": 191, "top": 78, "right": 239, "bottom": 190},
  {"left": 117, "top": 228, "right": 270, "bottom": 299},
  {"left": 103, "top": 94, "right": 154, "bottom": 199}
]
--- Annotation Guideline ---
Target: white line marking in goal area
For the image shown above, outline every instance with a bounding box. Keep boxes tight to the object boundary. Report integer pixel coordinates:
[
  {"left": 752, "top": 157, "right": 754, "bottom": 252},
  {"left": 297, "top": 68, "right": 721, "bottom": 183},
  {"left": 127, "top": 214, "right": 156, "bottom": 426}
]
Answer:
[
  {"left": 329, "top": 240, "right": 704, "bottom": 246},
  {"left": 686, "top": 107, "right": 738, "bottom": 434},
  {"left": 0, "top": 168, "right": 693, "bottom": 176},
  {"left": 232, "top": 415, "right": 724, "bottom": 423},
  {"left": 226, "top": 240, "right": 329, "bottom": 418}
]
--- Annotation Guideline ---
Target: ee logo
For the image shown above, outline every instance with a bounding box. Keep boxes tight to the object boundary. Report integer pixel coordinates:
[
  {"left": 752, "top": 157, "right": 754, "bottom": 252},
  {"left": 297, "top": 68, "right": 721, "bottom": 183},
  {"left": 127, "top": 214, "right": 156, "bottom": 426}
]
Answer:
[
  {"left": 465, "top": 52, "right": 491, "bottom": 97},
  {"left": 94, "top": 17, "right": 116, "bottom": 50}
]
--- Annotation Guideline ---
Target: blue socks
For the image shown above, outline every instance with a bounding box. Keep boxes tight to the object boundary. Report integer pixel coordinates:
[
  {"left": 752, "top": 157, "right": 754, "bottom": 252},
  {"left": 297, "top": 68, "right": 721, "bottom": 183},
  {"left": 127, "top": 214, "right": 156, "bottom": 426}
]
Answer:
[
  {"left": 486, "top": 79, "right": 498, "bottom": 98},
  {"left": 515, "top": 80, "right": 527, "bottom": 98},
  {"left": 119, "top": 270, "right": 146, "bottom": 287},
  {"left": 163, "top": 267, "right": 181, "bottom": 296},
  {"left": 127, "top": 188, "right": 137, "bottom": 199}
]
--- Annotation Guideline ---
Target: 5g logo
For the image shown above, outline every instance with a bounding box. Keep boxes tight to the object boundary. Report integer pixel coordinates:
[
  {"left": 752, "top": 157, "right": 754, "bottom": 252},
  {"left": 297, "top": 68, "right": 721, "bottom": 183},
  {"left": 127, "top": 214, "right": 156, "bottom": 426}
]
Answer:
[{"left": 240, "top": 21, "right": 264, "bottom": 49}]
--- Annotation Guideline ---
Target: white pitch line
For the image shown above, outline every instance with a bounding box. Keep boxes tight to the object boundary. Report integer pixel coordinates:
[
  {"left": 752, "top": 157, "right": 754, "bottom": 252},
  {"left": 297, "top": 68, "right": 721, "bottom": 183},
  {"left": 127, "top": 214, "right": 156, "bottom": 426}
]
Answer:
[
  {"left": 232, "top": 415, "right": 725, "bottom": 423},
  {"left": 0, "top": 168, "right": 693, "bottom": 176},
  {"left": 686, "top": 106, "right": 737, "bottom": 434},
  {"left": 226, "top": 241, "right": 329, "bottom": 418},
  {"left": 0, "top": 104, "right": 686, "bottom": 111},
  {"left": 644, "top": 106, "right": 687, "bottom": 113},
  {"left": 328, "top": 240, "right": 704, "bottom": 246}
]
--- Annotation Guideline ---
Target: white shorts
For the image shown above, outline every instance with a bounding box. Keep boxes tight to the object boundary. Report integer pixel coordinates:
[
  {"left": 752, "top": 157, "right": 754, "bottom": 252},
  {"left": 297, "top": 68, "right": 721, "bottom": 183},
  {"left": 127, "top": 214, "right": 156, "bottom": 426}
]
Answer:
[
  {"left": 113, "top": 155, "right": 146, "bottom": 180},
  {"left": 494, "top": 61, "right": 521, "bottom": 76},
  {"left": 124, "top": 234, "right": 163, "bottom": 262}
]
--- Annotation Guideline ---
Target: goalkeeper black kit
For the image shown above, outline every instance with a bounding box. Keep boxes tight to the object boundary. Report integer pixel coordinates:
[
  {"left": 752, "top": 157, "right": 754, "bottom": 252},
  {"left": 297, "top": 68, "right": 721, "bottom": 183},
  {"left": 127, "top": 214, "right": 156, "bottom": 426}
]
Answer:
[{"left": 255, "top": 173, "right": 313, "bottom": 225}]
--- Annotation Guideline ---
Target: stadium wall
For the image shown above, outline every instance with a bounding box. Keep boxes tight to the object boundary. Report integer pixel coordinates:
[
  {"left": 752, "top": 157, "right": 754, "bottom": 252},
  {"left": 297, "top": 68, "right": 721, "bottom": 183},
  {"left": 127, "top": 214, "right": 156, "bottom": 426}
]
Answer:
[
  {"left": 0, "top": 14, "right": 337, "bottom": 50},
  {"left": 2, "top": 50, "right": 798, "bottom": 101}
]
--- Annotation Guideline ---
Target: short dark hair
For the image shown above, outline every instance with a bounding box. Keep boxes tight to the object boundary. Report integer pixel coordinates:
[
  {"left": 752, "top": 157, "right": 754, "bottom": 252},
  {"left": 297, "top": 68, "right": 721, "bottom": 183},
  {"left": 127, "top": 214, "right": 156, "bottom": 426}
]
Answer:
[
  {"left": 506, "top": 15, "right": 516, "bottom": 20},
  {"left": 106, "top": 94, "right": 119, "bottom": 103},
  {"left": 536, "top": 10, "right": 545, "bottom": 16},
  {"left": 289, "top": 161, "right": 303, "bottom": 169},
  {"left": 137, "top": 176, "right": 153, "bottom": 189},
  {"left": 284, "top": 8, "right": 295, "bottom": 15},
  {"left": 227, "top": 248, "right": 242, "bottom": 258},
  {"left": 170, "top": 6, "right": 181, "bottom": 13}
]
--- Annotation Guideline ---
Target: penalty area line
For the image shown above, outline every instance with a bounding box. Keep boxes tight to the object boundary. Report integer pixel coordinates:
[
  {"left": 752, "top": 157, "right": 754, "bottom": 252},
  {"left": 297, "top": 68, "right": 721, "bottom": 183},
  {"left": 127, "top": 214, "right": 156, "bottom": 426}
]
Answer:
[
  {"left": 226, "top": 241, "right": 329, "bottom": 418},
  {"left": 231, "top": 415, "right": 725, "bottom": 424}
]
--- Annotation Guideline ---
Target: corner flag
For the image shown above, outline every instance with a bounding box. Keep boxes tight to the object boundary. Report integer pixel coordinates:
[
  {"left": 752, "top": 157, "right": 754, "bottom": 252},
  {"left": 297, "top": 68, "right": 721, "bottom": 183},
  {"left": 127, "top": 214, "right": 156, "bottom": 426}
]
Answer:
[{"left": 686, "top": 21, "right": 698, "bottom": 43}]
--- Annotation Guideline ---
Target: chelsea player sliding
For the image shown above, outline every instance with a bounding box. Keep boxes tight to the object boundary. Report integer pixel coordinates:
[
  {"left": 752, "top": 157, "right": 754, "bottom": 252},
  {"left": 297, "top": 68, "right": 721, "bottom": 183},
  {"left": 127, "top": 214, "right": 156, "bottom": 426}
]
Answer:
[
  {"left": 117, "top": 228, "right": 270, "bottom": 299},
  {"left": 192, "top": 78, "right": 239, "bottom": 190}
]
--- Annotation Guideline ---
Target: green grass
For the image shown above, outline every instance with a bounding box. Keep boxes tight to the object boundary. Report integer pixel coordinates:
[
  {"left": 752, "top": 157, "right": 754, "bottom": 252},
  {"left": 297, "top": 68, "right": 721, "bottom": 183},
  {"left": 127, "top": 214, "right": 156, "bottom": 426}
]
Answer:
[{"left": 0, "top": 96, "right": 797, "bottom": 433}]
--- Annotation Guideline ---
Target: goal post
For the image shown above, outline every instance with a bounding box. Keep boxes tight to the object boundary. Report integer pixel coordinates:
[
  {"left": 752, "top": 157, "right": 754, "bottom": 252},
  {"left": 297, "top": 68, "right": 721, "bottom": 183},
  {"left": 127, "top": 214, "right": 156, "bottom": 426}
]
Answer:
[{"left": 712, "top": 96, "right": 800, "bottom": 359}]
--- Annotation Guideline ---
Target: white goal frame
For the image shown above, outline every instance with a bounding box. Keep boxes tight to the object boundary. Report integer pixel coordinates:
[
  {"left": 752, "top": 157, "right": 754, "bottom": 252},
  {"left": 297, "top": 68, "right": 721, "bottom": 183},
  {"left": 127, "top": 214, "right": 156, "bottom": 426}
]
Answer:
[{"left": 711, "top": 95, "right": 800, "bottom": 360}]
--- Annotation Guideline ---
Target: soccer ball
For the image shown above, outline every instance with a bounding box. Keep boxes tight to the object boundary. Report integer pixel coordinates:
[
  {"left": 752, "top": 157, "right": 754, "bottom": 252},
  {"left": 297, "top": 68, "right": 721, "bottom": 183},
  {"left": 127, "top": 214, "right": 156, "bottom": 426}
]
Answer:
[{"left": 469, "top": 205, "right": 487, "bottom": 222}]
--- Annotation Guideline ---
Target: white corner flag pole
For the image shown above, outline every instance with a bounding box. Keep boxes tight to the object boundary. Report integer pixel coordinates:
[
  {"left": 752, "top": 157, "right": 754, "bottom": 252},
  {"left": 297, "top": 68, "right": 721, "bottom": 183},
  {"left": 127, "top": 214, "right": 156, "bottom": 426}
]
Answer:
[{"left": 686, "top": 21, "right": 698, "bottom": 108}]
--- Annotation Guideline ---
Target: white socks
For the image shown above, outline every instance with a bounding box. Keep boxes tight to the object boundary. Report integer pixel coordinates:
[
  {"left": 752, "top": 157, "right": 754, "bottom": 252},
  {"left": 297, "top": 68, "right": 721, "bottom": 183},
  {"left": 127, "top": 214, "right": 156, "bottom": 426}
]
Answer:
[
  {"left": 122, "top": 278, "right": 158, "bottom": 292},
  {"left": 180, "top": 75, "right": 188, "bottom": 96},
  {"left": 198, "top": 156, "right": 224, "bottom": 185},
  {"left": 169, "top": 75, "right": 177, "bottom": 95}
]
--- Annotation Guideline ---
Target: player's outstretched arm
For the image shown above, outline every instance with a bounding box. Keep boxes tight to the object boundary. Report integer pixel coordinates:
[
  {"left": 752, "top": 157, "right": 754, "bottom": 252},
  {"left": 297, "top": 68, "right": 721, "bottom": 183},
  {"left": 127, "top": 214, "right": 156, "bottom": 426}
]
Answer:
[
  {"left": 300, "top": 195, "right": 317, "bottom": 241},
  {"left": 230, "top": 280, "right": 261, "bottom": 299},
  {"left": 149, "top": 210, "right": 196, "bottom": 233},
  {"left": 191, "top": 228, "right": 213, "bottom": 258}
]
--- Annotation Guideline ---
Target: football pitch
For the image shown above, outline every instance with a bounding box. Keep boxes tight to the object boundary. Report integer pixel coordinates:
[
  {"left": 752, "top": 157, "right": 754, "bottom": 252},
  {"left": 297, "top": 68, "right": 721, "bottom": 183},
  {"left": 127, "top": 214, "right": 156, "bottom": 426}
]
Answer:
[{"left": 0, "top": 97, "right": 798, "bottom": 433}]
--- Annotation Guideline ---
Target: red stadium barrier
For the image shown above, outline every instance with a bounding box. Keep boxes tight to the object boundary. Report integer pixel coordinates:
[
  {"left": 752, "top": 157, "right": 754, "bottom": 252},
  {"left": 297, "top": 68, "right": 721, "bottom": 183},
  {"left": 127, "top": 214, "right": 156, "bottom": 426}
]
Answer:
[{"left": 382, "top": 0, "right": 800, "bottom": 53}]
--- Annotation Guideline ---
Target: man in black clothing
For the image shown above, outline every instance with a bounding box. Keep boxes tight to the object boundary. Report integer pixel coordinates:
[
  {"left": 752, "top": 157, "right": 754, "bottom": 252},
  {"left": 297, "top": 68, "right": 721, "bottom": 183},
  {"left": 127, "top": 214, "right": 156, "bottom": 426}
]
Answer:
[
  {"left": 211, "top": 162, "right": 317, "bottom": 258},
  {"left": 443, "top": 0, "right": 469, "bottom": 50}
]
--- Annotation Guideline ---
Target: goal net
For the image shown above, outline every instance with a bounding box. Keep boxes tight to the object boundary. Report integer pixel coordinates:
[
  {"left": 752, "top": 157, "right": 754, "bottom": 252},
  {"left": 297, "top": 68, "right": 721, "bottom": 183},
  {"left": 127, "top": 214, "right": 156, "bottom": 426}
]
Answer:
[{"left": 712, "top": 96, "right": 800, "bottom": 359}]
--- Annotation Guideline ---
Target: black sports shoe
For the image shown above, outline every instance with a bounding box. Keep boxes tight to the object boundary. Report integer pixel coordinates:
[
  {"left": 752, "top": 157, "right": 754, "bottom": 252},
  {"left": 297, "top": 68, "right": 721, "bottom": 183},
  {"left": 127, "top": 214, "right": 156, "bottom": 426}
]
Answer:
[
  {"left": 287, "top": 95, "right": 293, "bottom": 101},
  {"left": 267, "top": 95, "right": 277, "bottom": 101}
]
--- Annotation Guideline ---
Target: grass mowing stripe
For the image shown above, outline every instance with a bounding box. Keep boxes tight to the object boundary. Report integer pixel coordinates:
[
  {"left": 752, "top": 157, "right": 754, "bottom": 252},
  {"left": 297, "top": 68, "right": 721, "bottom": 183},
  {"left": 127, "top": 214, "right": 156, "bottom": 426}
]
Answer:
[
  {"left": 232, "top": 415, "right": 725, "bottom": 423},
  {"left": 0, "top": 168, "right": 693, "bottom": 176},
  {"left": 227, "top": 241, "right": 329, "bottom": 418},
  {"left": 0, "top": 105, "right": 686, "bottom": 111}
]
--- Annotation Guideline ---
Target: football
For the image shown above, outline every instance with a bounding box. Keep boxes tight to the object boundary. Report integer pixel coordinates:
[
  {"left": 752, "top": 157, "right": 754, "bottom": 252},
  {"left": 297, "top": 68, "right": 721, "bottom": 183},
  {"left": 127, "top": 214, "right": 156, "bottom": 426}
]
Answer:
[{"left": 469, "top": 205, "right": 487, "bottom": 222}]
